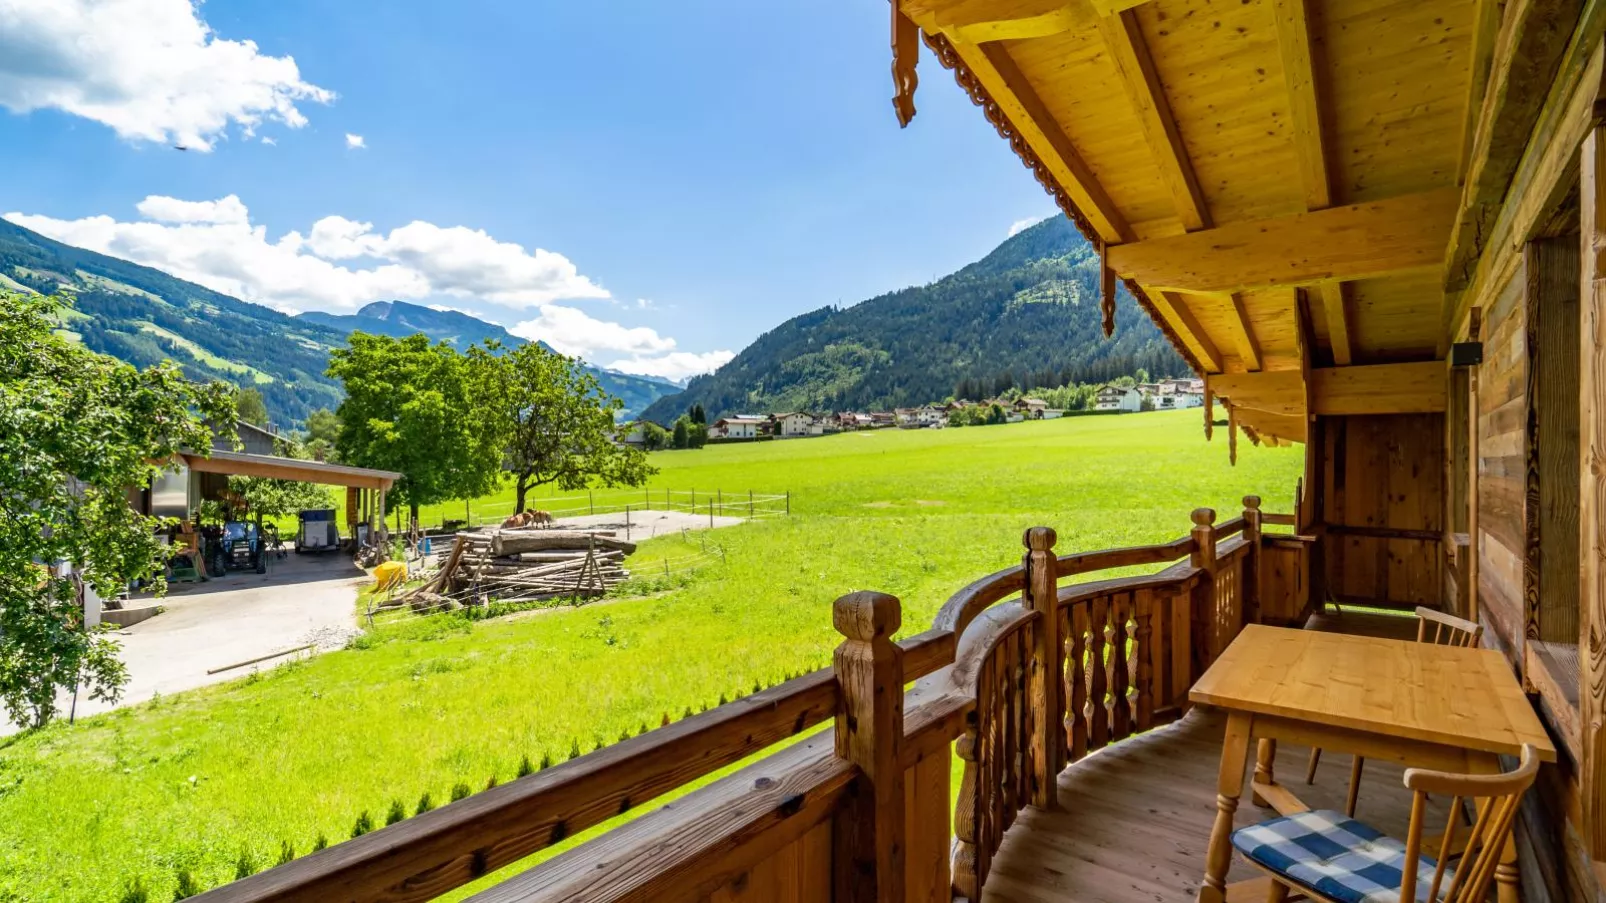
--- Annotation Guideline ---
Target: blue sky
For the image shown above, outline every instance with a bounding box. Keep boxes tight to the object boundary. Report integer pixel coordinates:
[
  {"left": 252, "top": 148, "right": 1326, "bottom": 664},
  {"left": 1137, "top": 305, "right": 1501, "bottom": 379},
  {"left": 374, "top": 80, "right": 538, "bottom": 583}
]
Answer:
[{"left": 0, "top": 0, "right": 1053, "bottom": 380}]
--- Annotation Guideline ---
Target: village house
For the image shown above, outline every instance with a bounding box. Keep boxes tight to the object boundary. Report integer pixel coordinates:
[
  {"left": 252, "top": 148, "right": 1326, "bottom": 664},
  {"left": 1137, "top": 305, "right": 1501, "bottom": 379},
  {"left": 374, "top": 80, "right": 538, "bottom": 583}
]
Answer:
[
  {"left": 1094, "top": 384, "right": 1142, "bottom": 412},
  {"left": 837, "top": 412, "right": 874, "bottom": 431},
  {"left": 1014, "top": 396, "right": 1050, "bottom": 418},
  {"left": 705, "top": 416, "right": 766, "bottom": 440},
  {"left": 868, "top": 411, "right": 895, "bottom": 428},
  {"left": 770, "top": 412, "right": 815, "bottom": 438}
]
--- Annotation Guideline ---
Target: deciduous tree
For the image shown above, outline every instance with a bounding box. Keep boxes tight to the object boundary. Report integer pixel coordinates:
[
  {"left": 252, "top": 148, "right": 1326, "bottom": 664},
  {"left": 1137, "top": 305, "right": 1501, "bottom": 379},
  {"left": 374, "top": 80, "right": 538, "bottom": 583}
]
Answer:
[
  {"left": 0, "top": 291, "right": 234, "bottom": 728},
  {"left": 482, "top": 343, "right": 655, "bottom": 513},
  {"left": 326, "top": 334, "right": 503, "bottom": 523}
]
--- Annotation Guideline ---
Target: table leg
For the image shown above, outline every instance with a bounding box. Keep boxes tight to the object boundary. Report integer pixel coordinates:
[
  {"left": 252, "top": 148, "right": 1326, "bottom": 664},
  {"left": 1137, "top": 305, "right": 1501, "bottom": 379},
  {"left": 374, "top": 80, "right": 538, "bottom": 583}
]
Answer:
[
  {"left": 1200, "top": 711, "right": 1254, "bottom": 903},
  {"left": 1252, "top": 738, "right": 1277, "bottom": 807}
]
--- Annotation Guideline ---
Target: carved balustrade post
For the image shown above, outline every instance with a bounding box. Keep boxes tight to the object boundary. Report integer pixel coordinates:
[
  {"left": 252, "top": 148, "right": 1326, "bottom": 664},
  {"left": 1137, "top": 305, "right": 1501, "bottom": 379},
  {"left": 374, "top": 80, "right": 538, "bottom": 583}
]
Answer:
[
  {"left": 1023, "top": 527, "right": 1063, "bottom": 809},
  {"left": 951, "top": 719, "right": 981, "bottom": 900},
  {"left": 1189, "top": 508, "right": 1219, "bottom": 679},
  {"left": 832, "top": 591, "right": 905, "bottom": 903}
]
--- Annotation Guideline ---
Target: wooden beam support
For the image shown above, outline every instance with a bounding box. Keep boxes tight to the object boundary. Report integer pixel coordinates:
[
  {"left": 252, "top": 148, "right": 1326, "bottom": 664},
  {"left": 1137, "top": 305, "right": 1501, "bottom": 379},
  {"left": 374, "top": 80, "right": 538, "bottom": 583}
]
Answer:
[
  {"left": 1443, "top": 0, "right": 1588, "bottom": 293},
  {"left": 1106, "top": 189, "right": 1459, "bottom": 294},
  {"left": 1579, "top": 123, "right": 1606, "bottom": 863},
  {"left": 1458, "top": 0, "right": 1504, "bottom": 184},
  {"left": 1207, "top": 371, "right": 1307, "bottom": 418},
  {"left": 920, "top": 0, "right": 1092, "bottom": 42},
  {"left": 1270, "top": 0, "right": 1332, "bottom": 211},
  {"left": 1097, "top": 9, "right": 1210, "bottom": 231},
  {"left": 1310, "top": 361, "right": 1448, "bottom": 415},
  {"left": 1234, "top": 409, "right": 1309, "bottom": 445},
  {"left": 1147, "top": 288, "right": 1223, "bottom": 372},
  {"left": 1318, "top": 281, "right": 1353, "bottom": 366},
  {"left": 935, "top": 37, "right": 1134, "bottom": 242}
]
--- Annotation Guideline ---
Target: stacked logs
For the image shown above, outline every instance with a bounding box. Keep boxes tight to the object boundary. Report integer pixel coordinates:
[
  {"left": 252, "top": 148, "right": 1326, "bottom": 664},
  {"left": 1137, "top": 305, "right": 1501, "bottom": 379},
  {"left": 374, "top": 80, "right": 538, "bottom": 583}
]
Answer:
[{"left": 402, "top": 529, "right": 635, "bottom": 611}]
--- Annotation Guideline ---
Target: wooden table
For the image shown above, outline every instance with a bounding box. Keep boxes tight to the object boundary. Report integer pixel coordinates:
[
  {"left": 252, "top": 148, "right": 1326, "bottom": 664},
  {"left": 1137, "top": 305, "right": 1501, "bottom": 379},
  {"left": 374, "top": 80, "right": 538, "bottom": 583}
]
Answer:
[{"left": 1188, "top": 624, "right": 1556, "bottom": 903}]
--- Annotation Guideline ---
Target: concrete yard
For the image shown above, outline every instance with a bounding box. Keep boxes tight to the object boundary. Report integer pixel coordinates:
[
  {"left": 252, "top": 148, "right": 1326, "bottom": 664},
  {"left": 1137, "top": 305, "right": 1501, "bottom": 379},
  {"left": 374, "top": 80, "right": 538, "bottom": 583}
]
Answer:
[
  {"left": 2, "top": 550, "right": 365, "bottom": 735},
  {"left": 552, "top": 508, "right": 745, "bottom": 541}
]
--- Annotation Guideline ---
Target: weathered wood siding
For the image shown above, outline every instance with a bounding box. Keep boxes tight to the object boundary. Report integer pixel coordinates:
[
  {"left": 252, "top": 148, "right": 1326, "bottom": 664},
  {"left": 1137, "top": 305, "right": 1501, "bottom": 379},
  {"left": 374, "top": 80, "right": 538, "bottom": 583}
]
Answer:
[{"left": 1476, "top": 263, "right": 1529, "bottom": 660}]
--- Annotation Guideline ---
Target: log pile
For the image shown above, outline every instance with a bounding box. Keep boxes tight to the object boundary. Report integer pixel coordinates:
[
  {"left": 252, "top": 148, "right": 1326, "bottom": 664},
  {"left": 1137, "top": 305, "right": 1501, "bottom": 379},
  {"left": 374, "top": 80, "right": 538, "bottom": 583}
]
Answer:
[{"left": 400, "top": 529, "right": 635, "bottom": 612}]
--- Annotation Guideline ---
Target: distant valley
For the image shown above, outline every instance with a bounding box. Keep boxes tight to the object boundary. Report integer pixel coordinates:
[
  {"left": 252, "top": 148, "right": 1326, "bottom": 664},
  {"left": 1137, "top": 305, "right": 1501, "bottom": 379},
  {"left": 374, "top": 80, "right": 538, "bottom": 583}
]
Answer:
[{"left": 0, "top": 218, "right": 681, "bottom": 424}]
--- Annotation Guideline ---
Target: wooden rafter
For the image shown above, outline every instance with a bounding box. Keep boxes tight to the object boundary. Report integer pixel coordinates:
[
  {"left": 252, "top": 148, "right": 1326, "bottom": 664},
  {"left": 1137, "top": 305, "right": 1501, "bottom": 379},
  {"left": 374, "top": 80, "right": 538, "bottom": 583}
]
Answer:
[
  {"left": 1097, "top": 9, "right": 1210, "bottom": 231},
  {"left": 1106, "top": 189, "right": 1459, "bottom": 293},
  {"left": 1222, "top": 293, "right": 1263, "bottom": 372},
  {"left": 1317, "top": 281, "right": 1352, "bottom": 365},
  {"left": 932, "top": 36, "right": 1133, "bottom": 243},
  {"left": 1146, "top": 288, "right": 1223, "bottom": 372},
  {"left": 1090, "top": 0, "right": 1154, "bottom": 13},
  {"left": 1457, "top": 0, "right": 1503, "bottom": 185},
  {"left": 1270, "top": 0, "right": 1332, "bottom": 211}
]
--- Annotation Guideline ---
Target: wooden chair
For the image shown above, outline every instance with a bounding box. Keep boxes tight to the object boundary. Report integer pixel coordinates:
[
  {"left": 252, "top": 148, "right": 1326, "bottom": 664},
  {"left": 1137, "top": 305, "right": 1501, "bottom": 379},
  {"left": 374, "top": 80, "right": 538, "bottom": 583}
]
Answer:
[
  {"left": 1235, "top": 744, "right": 1540, "bottom": 903},
  {"left": 1304, "top": 607, "right": 1484, "bottom": 816}
]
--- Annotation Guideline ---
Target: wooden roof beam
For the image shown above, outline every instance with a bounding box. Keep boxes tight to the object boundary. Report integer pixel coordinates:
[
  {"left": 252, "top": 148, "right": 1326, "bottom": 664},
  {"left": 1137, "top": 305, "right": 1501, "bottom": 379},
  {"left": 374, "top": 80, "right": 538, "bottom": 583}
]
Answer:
[
  {"left": 1317, "top": 281, "right": 1352, "bottom": 365},
  {"left": 1221, "top": 293, "right": 1263, "bottom": 371},
  {"left": 1270, "top": 0, "right": 1333, "bottom": 211},
  {"left": 1310, "top": 361, "right": 1447, "bottom": 414},
  {"left": 937, "top": 37, "right": 1134, "bottom": 243},
  {"left": 1146, "top": 288, "right": 1223, "bottom": 372},
  {"left": 1106, "top": 188, "right": 1459, "bottom": 294},
  {"left": 1097, "top": 9, "right": 1210, "bottom": 231}
]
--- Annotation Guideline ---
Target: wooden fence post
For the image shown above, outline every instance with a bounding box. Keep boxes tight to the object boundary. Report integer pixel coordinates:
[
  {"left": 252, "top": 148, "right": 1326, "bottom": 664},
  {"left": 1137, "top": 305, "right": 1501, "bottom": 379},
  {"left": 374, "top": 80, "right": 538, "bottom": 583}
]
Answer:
[
  {"left": 832, "top": 591, "right": 906, "bottom": 903},
  {"left": 1189, "top": 508, "right": 1219, "bottom": 678},
  {"left": 1023, "top": 527, "right": 1063, "bottom": 809},
  {"left": 1242, "top": 496, "right": 1262, "bottom": 626}
]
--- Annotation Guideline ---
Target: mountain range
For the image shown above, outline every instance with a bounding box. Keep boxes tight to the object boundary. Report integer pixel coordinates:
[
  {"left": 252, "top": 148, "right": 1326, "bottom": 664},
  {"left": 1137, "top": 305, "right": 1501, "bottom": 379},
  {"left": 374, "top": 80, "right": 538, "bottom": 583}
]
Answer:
[
  {"left": 0, "top": 218, "right": 680, "bottom": 424},
  {"left": 638, "top": 216, "right": 1188, "bottom": 423}
]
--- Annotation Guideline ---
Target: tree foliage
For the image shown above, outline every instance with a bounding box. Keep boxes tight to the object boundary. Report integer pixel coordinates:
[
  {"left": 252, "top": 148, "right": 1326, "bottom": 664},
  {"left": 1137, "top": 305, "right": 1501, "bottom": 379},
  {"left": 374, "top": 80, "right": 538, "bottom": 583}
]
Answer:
[
  {"left": 480, "top": 343, "right": 656, "bottom": 513},
  {"left": 327, "top": 334, "right": 505, "bottom": 520},
  {"left": 234, "top": 388, "right": 269, "bottom": 427},
  {"left": 0, "top": 291, "right": 234, "bottom": 728},
  {"left": 224, "top": 437, "right": 336, "bottom": 521}
]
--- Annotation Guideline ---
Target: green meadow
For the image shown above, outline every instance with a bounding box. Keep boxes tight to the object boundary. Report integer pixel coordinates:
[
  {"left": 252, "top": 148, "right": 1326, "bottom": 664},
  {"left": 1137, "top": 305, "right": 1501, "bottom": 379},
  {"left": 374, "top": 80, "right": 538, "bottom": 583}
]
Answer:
[{"left": 0, "top": 411, "right": 1301, "bottom": 901}]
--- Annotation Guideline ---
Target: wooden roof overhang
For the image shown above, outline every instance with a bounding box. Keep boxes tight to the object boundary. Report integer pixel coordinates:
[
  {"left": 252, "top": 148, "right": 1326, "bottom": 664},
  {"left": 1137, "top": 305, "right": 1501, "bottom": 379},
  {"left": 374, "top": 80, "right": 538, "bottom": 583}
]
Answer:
[
  {"left": 882, "top": 0, "right": 1543, "bottom": 444},
  {"left": 181, "top": 449, "right": 400, "bottom": 492}
]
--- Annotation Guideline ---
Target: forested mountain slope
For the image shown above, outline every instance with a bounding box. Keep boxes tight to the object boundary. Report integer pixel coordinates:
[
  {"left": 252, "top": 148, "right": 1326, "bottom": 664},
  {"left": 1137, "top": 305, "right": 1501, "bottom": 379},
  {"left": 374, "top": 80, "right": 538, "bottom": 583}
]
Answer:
[
  {"left": 298, "top": 301, "right": 682, "bottom": 416},
  {"left": 640, "top": 216, "right": 1188, "bottom": 422},
  {"left": 0, "top": 219, "right": 678, "bottom": 424}
]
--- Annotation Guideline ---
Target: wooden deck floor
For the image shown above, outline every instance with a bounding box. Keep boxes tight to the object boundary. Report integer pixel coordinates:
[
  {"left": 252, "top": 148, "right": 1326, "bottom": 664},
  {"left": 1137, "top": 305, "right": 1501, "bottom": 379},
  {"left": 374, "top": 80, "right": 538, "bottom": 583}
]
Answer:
[{"left": 982, "top": 607, "right": 1443, "bottom": 903}]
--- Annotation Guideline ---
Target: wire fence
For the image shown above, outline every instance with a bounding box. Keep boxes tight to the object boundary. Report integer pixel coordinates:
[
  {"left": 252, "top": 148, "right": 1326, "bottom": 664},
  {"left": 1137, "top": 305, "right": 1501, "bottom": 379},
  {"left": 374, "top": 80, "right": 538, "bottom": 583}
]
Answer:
[{"left": 435, "top": 489, "right": 790, "bottom": 531}]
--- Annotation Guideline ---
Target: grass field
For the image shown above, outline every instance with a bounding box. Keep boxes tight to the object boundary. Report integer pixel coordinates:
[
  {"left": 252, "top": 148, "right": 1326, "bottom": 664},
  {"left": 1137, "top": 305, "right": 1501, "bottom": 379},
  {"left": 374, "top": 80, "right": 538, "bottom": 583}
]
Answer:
[{"left": 0, "top": 411, "right": 1301, "bottom": 901}]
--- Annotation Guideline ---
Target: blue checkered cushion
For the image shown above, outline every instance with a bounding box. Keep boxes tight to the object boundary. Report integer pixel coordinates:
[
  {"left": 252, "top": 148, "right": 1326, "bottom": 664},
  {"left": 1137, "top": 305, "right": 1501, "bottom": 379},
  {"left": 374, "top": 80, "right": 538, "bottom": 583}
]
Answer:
[{"left": 1232, "top": 809, "right": 1443, "bottom": 903}]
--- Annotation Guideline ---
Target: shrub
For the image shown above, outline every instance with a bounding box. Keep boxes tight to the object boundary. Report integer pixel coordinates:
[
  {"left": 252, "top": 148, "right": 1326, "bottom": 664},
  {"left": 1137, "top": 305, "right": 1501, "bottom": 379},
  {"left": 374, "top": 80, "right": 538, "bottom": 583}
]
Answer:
[
  {"left": 172, "top": 868, "right": 202, "bottom": 900},
  {"left": 275, "top": 840, "right": 296, "bottom": 867},
  {"left": 450, "top": 782, "right": 471, "bottom": 802},
  {"left": 517, "top": 754, "right": 534, "bottom": 778},
  {"left": 233, "top": 848, "right": 258, "bottom": 880},
  {"left": 351, "top": 811, "right": 374, "bottom": 838},
  {"left": 118, "top": 877, "right": 149, "bottom": 903},
  {"left": 415, "top": 791, "right": 435, "bottom": 816},
  {"left": 311, "top": 833, "right": 329, "bottom": 852},
  {"left": 386, "top": 799, "right": 407, "bottom": 826}
]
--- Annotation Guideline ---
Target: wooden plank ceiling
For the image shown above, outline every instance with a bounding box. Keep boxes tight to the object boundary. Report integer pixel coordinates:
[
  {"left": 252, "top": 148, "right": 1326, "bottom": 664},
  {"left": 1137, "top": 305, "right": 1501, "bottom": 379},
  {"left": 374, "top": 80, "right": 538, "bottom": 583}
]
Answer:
[{"left": 895, "top": 0, "right": 1480, "bottom": 442}]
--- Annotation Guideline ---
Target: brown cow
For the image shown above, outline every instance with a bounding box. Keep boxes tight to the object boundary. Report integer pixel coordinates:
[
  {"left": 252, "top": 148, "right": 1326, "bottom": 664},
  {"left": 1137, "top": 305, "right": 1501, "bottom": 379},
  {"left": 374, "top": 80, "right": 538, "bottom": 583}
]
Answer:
[{"left": 500, "top": 510, "right": 555, "bottom": 529}]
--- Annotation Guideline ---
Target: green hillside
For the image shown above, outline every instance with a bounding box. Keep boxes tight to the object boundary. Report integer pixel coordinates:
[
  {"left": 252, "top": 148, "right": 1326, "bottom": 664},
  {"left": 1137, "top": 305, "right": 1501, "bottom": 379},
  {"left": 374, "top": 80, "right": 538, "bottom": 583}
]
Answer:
[
  {"left": 0, "top": 217, "right": 346, "bottom": 425},
  {"left": 0, "top": 220, "right": 679, "bottom": 424},
  {"left": 640, "top": 216, "right": 1188, "bottom": 422}
]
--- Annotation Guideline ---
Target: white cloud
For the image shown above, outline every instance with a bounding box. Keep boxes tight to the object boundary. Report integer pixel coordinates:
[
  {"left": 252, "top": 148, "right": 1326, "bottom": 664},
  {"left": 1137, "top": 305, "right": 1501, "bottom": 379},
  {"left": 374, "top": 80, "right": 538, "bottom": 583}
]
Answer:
[
  {"left": 345, "top": 132, "right": 365, "bottom": 149},
  {"left": 5, "top": 194, "right": 608, "bottom": 313},
  {"left": 1007, "top": 216, "right": 1047, "bottom": 238},
  {"left": 510, "top": 305, "right": 733, "bottom": 382},
  {"left": 0, "top": 0, "right": 334, "bottom": 151}
]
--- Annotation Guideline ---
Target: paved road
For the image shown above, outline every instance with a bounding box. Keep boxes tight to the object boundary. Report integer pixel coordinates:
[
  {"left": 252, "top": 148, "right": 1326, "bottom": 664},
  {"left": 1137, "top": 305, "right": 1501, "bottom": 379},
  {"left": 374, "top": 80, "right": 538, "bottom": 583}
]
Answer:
[{"left": 2, "top": 551, "right": 364, "bottom": 735}]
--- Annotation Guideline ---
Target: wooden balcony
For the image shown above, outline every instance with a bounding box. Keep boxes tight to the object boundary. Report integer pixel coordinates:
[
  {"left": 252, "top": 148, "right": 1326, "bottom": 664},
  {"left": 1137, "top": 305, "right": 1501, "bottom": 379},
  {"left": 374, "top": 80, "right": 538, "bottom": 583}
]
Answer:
[{"left": 196, "top": 494, "right": 1379, "bottom": 903}]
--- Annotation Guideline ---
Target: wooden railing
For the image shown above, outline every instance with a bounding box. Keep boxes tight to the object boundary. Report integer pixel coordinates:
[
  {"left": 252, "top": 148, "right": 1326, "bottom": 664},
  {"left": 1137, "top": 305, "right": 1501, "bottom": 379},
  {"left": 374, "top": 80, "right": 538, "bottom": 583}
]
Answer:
[{"left": 192, "top": 495, "right": 1294, "bottom": 903}]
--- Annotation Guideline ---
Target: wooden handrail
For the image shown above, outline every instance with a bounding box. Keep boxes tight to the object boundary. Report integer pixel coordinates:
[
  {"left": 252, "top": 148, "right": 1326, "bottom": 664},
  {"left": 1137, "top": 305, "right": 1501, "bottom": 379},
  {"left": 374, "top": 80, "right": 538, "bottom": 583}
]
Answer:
[
  {"left": 196, "top": 630, "right": 956, "bottom": 903},
  {"left": 1057, "top": 538, "right": 1195, "bottom": 575},
  {"left": 1215, "top": 516, "right": 1247, "bottom": 538},
  {"left": 933, "top": 565, "right": 1026, "bottom": 636},
  {"left": 1262, "top": 513, "right": 1297, "bottom": 526}
]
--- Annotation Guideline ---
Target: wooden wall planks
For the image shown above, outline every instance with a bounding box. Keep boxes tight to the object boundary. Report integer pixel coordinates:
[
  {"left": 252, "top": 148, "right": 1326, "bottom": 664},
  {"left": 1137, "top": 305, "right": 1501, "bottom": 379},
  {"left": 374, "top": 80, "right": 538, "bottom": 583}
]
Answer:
[{"left": 1319, "top": 413, "right": 1445, "bottom": 608}]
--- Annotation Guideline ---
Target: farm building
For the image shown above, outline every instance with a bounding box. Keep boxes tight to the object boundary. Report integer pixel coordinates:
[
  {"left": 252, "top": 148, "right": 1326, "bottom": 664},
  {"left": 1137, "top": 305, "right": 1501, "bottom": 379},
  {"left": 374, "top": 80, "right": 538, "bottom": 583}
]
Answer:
[
  {"left": 771, "top": 412, "right": 816, "bottom": 437},
  {"left": 216, "top": 1, "right": 1606, "bottom": 902}
]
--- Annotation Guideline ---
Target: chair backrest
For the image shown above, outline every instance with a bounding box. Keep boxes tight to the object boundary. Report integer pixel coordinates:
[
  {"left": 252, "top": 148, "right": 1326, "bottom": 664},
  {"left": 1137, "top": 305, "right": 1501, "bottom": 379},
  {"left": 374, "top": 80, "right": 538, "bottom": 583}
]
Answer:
[
  {"left": 1397, "top": 745, "right": 1539, "bottom": 903},
  {"left": 1415, "top": 606, "right": 1483, "bottom": 647}
]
